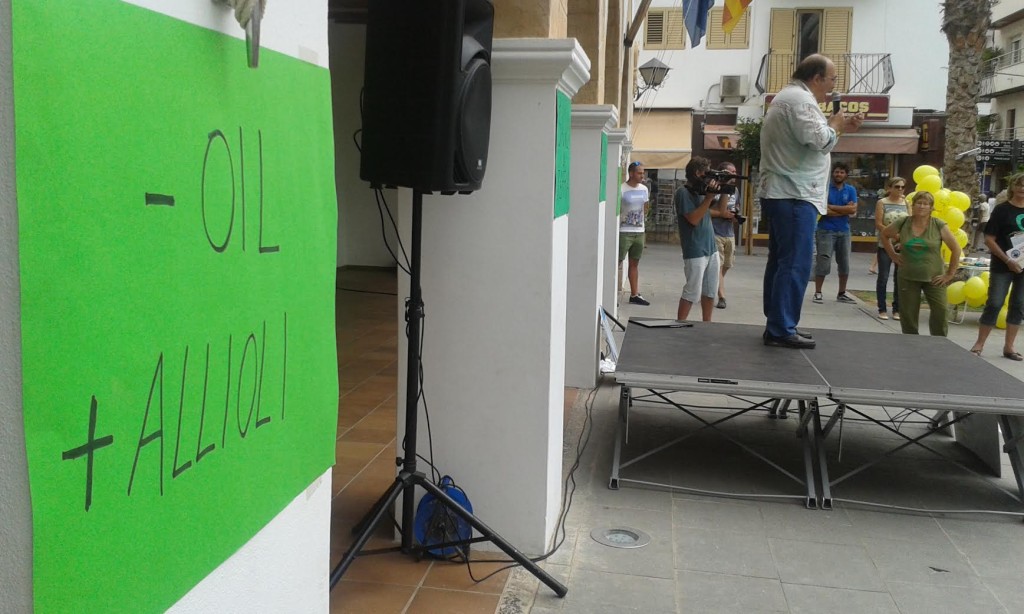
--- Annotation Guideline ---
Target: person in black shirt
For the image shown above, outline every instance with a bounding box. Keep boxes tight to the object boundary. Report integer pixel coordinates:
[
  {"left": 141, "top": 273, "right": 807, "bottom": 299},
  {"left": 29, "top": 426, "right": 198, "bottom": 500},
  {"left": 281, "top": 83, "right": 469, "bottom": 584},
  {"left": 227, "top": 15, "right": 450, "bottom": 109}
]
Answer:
[{"left": 971, "top": 173, "right": 1024, "bottom": 360}]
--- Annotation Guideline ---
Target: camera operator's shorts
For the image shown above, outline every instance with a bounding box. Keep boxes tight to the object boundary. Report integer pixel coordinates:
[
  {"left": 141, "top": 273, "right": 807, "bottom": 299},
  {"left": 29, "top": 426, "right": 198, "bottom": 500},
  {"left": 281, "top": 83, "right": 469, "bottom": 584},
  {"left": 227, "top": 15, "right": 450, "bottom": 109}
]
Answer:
[
  {"left": 680, "top": 252, "right": 721, "bottom": 303},
  {"left": 619, "top": 232, "right": 645, "bottom": 261},
  {"left": 715, "top": 235, "right": 735, "bottom": 269}
]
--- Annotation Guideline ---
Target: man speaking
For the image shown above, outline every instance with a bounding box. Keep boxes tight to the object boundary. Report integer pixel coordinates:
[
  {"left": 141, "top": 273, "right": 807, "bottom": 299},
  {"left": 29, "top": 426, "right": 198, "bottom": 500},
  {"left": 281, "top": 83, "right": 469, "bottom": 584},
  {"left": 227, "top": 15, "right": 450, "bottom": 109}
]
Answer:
[{"left": 758, "top": 54, "right": 863, "bottom": 349}]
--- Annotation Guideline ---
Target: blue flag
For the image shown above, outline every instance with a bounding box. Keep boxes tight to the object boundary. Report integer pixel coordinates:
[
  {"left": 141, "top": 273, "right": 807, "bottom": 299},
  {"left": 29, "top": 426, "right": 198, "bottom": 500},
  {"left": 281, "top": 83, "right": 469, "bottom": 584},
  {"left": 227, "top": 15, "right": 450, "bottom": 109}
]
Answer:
[{"left": 683, "top": 0, "right": 715, "bottom": 47}]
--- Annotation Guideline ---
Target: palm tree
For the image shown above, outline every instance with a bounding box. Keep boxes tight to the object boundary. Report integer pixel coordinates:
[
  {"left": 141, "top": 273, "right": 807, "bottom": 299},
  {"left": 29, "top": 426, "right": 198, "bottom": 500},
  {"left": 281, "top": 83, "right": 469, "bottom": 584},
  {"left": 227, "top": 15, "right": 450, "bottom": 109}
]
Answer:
[{"left": 941, "top": 0, "right": 994, "bottom": 204}]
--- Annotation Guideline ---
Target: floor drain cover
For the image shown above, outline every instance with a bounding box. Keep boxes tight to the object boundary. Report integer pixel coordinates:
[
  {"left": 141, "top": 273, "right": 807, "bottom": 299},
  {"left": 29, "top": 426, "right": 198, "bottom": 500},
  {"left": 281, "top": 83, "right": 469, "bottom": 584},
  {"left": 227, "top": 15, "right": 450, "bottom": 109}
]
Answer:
[{"left": 590, "top": 526, "right": 651, "bottom": 549}]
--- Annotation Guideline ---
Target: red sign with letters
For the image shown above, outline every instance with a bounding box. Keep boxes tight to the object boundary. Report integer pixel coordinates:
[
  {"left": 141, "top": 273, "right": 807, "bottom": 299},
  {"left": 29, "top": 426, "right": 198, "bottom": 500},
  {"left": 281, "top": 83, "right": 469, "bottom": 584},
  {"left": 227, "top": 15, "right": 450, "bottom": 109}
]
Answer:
[{"left": 764, "top": 94, "right": 890, "bottom": 121}]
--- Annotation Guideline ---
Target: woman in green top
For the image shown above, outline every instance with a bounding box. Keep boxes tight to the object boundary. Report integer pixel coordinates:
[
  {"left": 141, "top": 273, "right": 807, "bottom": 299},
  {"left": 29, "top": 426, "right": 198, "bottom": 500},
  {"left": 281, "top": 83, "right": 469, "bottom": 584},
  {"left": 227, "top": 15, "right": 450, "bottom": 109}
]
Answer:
[{"left": 880, "top": 191, "right": 961, "bottom": 336}]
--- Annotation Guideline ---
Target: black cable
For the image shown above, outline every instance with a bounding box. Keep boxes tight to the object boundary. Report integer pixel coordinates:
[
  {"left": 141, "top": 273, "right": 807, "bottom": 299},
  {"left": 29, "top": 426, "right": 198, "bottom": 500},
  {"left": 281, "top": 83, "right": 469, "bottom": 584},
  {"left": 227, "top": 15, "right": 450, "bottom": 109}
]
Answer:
[
  {"left": 374, "top": 189, "right": 411, "bottom": 276},
  {"left": 417, "top": 308, "right": 441, "bottom": 485},
  {"left": 375, "top": 188, "right": 412, "bottom": 271},
  {"left": 454, "top": 376, "right": 603, "bottom": 582}
]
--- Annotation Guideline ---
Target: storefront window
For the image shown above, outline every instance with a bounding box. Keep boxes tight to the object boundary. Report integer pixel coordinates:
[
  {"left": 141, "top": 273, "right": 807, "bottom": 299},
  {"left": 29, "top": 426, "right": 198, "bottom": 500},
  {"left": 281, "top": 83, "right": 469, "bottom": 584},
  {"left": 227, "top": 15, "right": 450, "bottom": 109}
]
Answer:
[
  {"left": 835, "top": 153, "right": 892, "bottom": 239},
  {"left": 750, "top": 154, "right": 893, "bottom": 240}
]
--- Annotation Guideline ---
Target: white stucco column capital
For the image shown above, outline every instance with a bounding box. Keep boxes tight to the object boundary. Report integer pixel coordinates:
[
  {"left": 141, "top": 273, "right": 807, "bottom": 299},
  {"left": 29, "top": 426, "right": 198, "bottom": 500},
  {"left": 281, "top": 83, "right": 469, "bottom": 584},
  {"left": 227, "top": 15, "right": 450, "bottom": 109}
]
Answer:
[
  {"left": 492, "top": 38, "right": 591, "bottom": 98},
  {"left": 571, "top": 104, "right": 618, "bottom": 132},
  {"left": 606, "top": 128, "right": 628, "bottom": 146}
]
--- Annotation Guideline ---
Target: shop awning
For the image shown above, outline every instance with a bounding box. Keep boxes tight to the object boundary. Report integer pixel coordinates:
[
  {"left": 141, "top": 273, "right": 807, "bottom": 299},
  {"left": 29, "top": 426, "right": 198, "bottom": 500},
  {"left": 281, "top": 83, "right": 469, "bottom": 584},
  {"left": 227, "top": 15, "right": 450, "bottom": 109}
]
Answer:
[
  {"left": 704, "top": 125, "right": 919, "bottom": 155},
  {"left": 704, "top": 125, "right": 740, "bottom": 151},
  {"left": 834, "top": 127, "right": 920, "bottom": 154},
  {"left": 630, "top": 110, "right": 693, "bottom": 169}
]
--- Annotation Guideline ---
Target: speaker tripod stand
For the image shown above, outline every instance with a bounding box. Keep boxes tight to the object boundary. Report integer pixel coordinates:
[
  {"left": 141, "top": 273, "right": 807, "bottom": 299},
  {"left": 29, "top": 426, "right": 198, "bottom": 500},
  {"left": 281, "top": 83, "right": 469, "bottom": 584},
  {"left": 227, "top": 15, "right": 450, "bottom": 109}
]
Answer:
[{"left": 328, "top": 190, "right": 568, "bottom": 598}]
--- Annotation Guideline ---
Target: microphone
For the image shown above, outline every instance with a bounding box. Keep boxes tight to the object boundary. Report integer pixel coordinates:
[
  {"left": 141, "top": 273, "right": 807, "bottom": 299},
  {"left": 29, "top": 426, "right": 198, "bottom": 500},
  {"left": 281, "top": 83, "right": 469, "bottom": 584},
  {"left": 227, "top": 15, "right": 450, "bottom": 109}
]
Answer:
[{"left": 831, "top": 94, "right": 842, "bottom": 116}]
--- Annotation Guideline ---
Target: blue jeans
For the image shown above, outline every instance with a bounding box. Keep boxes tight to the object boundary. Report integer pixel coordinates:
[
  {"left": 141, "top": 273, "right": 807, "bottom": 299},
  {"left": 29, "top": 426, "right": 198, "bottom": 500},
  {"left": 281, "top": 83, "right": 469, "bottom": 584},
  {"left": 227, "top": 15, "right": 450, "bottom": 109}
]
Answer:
[
  {"left": 762, "top": 198, "right": 817, "bottom": 338},
  {"left": 980, "top": 270, "right": 1024, "bottom": 327},
  {"left": 876, "top": 247, "right": 899, "bottom": 314}
]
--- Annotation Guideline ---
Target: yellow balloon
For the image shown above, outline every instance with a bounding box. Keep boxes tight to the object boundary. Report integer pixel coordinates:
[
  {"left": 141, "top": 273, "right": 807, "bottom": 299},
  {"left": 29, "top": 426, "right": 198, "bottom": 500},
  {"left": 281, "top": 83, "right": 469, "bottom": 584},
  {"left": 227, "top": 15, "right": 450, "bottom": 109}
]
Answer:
[
  {"left": 941, "top": 243, "right": 952, "bottom": 263},
  {"left": 917, "top": 174, "right": 943, "bottom": 194},
  {"left": 981, "top": 271, "right": 991, "bottom": 284},
  {"left": 905, "top": 191, "right": 917, "bottom": 204},
  {"left": 950, "top": 191, "right": 971, "bottom": 212},
  {"left": 964, "top": 276, "right": 987, "bottom": 300},
  {"left": 943, "top": 207, "right": 965, "bottom": 229},
  {"left": 936, "top": 188, "right": 952, "bottom": 206},
  {"left": 955, "top": 228, "right": 969, "bottom": 248},
  {"left": 998, "top": 307, "right": 1009, "bottom": 329},
  {"left": 946, "top": 280, "right": 966, "bottom": 305},
  {"left": 933, "top": 198, "right": 948, "bottom": 213},
  {"left": 913, "top": 165, "right": 940, "bottom": 184},
  {"left": 968, "top": 293, "right": 988, "bottom": 308}
]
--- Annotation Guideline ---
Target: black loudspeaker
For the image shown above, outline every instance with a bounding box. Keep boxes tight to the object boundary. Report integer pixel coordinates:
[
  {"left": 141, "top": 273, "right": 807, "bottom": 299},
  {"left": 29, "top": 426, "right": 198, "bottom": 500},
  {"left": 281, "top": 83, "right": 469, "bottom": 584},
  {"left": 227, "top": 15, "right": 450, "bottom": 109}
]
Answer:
[{"left": 360, "top": 0, "right": 494, "bottom": 194}]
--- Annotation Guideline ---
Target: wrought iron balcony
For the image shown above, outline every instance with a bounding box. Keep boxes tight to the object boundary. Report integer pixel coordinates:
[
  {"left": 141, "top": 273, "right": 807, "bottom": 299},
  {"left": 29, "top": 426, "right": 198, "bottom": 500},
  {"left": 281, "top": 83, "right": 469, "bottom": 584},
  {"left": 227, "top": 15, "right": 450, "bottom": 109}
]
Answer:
[{"left": 755, "top": 53, "right": 894, "bottom": 95}]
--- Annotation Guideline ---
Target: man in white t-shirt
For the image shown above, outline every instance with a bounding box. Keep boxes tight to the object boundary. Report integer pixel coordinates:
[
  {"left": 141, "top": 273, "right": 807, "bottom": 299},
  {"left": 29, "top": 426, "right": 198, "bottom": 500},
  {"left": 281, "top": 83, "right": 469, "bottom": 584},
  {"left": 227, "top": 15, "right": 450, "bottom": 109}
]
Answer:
[{"left": 620, "top": 161, "right": 651, "bottom": 305}]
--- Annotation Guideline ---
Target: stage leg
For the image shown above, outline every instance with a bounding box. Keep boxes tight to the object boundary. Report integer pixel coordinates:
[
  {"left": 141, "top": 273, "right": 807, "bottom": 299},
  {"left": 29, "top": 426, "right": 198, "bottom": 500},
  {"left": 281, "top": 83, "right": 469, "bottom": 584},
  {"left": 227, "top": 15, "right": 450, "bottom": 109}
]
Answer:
[
  {"left": 609, "top": 386, "right": 629, "bottom": 489},
  {"left": 999, "top": 416, "right": 1024, "bottom": 504},
  {"left": 798, "top": 400, "right": 818, "bottom": 509},
  {"left": 809, "top": 399, "right": 832, "bottom": 510}
]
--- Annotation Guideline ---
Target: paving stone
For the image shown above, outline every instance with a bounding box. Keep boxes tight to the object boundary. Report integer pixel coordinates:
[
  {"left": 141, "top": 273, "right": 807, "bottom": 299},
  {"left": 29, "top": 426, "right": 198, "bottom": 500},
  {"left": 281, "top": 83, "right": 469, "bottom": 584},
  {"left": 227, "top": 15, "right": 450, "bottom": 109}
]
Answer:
[{"left": 769, "top": 538, "right": 885, "bottom": 592}]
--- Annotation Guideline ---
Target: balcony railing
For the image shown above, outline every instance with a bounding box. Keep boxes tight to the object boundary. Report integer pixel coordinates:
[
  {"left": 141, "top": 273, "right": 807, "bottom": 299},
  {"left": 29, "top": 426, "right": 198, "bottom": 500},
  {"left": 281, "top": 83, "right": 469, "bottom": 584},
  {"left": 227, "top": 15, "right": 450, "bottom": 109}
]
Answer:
[
  {"left": 979, "top": 127, "right": 1024, "bottom": 141},
  {"left": 980, "top": 49, "right": 1024, "bottom": 101},
  {"left": 755, "top": 53, "right": 895, "bottom": 95}
]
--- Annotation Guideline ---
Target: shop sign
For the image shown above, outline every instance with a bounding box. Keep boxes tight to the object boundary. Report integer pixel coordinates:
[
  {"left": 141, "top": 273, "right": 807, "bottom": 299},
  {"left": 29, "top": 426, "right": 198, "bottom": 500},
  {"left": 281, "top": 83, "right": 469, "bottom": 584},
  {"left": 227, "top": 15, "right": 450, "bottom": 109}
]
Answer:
[{"left": 764, "top": 94, "right": 890, "bottom": 121}]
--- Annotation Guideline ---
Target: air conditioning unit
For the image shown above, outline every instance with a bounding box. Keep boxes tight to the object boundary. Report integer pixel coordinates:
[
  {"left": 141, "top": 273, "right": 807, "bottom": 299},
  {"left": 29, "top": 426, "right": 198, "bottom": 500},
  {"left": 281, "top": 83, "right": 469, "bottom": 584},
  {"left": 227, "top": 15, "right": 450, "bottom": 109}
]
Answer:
[{"left": 720, "top": 75, "right": 748, "bottom": 103}]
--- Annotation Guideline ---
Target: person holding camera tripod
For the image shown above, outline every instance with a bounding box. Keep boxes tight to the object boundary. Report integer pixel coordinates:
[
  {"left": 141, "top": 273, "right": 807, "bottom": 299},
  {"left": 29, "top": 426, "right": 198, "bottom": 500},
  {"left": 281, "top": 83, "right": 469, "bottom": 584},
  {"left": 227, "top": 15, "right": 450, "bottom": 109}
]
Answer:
[
  {"left": 710, "top": 161, "right": 742, "bottom": 309},
  {"left": 675, "top": 156, "right": 722, "bottom": 321}
]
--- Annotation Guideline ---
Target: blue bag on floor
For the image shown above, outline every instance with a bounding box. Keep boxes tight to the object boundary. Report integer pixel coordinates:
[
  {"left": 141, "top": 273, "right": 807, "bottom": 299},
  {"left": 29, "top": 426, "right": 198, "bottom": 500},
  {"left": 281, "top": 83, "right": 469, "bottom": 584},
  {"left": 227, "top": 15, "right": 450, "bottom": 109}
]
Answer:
[{"left": 413, "top": 476, "right": 473, "bottom": 559}]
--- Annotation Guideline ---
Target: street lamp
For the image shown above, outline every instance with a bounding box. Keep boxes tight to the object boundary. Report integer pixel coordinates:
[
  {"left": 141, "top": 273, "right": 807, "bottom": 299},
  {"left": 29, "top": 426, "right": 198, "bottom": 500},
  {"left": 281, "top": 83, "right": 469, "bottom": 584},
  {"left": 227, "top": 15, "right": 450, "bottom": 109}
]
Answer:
[{"left": 636, "top": 58, "right": 671, "bottom": 100}]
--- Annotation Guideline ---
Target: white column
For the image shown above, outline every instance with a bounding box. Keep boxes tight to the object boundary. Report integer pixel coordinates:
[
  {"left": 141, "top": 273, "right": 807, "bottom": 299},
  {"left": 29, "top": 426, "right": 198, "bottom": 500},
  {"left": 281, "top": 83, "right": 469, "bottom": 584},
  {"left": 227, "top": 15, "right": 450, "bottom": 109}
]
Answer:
[
  {"left": 396, "top": 39, "right": 590, "bottom": 553},
  {"left": 565, "top": 105, "right": 617, "bottom": 389},
  {"left": 603, "top": 129, "right": 628, "bottom": 316}
]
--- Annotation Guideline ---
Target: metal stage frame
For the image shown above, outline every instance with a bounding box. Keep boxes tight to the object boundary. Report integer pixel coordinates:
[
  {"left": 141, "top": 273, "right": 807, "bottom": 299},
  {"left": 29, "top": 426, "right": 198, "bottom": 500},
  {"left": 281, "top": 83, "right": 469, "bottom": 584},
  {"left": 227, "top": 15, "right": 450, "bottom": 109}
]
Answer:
[{"left": 611, "top": 321, "right": 1024, "bottom": 516}]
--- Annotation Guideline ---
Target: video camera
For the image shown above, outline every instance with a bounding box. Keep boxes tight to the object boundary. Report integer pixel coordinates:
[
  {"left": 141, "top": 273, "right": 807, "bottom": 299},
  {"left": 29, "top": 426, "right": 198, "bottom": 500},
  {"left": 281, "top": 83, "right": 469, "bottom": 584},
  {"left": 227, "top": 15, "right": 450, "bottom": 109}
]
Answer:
[{"left": 692, "top": 169, "right": 749, "bottom": 196}]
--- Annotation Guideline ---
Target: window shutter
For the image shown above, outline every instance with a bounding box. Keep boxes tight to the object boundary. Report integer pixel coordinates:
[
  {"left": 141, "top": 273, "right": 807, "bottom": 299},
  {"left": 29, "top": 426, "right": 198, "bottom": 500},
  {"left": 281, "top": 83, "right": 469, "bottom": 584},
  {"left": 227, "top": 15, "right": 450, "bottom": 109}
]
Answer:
[
  {"left": 768, "top": 9, "right": 796, "bottom": 92},
  {"left": 822, "top": 8, "right": 852, "bottom": 92},
  {"left": 665, "top": 8, "right": 685, "bottom": 48},
  {"left": 708, "top": 7, "right": 749, "bottom": 50},
  {"left": 707, "top": 7, "right": 727, "bottom": 49},
  {"left": 729, "top": 10, "right": 750, "bottom": 48},
  {"left": 645, "top": 10, "right": 665, "bottom": 49}
]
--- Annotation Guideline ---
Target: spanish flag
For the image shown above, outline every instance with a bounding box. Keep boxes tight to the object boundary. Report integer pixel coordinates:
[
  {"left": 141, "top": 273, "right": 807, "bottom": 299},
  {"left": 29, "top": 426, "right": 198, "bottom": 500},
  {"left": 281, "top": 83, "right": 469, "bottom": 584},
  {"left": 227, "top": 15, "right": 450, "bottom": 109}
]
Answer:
[{"left": 722, "top": 0, "right": 752, "bottom": 35}]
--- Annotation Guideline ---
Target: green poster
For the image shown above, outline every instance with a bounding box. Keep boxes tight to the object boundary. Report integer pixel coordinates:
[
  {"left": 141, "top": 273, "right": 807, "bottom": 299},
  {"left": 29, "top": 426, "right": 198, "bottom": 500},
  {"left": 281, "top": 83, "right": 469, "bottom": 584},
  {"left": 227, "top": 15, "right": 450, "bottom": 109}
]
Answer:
[
  {"left": 554, "top": 91, "right": 571, "bottom": 218},
  {"left": 617, "top": 167, "right": 623, "bottom": 215},
  {"left": 600, "top": 133, "right": 608, "bottom": 203},
  {"left": 12, "top": 2, "right": 338, "bottom": 612}
]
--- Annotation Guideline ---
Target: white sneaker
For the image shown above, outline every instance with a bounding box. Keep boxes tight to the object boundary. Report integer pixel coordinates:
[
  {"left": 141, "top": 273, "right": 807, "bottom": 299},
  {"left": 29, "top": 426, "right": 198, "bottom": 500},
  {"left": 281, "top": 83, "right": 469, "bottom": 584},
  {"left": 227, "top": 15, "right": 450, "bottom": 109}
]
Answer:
[{"left": 812, "top": 292, "right": 823, "bottom": 304}]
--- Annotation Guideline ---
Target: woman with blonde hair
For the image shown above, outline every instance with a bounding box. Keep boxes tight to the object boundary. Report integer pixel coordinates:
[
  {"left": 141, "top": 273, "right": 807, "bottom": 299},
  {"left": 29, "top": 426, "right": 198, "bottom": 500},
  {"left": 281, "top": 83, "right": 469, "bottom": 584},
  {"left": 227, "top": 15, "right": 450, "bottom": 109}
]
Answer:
[
  {"left": 874, "top": 176, "right": 909, "bottom": 320},
  {"left": 880, "top": 191, "right": 960, "bottom": 336},
  {"left": 970, "top": 173, "right": 1024, "bottom": 359}
]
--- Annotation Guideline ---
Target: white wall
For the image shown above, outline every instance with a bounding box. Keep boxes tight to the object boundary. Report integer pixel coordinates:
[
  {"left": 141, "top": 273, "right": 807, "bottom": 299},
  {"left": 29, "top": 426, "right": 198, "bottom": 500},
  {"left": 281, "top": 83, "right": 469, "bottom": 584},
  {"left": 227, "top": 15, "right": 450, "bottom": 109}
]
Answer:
[
  {"left": 328, "top": 22, "right": 400, "bottom": 268},
  {"left": 1, "top": 2, "right": 335, "bottom": 612},
  {"left": 639, "top": 0, "right": 948, "bottom": 111}
]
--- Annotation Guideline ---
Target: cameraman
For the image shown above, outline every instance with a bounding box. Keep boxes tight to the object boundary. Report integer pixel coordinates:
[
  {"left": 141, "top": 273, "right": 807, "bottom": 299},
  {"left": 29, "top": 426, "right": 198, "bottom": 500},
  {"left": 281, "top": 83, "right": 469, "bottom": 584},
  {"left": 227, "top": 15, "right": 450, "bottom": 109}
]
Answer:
[
  {"left": 709, "top": 161, "right": 741, "bottom": 309},
  {"left": 674, "top": 156, "right": 721, "bottom": 321}
]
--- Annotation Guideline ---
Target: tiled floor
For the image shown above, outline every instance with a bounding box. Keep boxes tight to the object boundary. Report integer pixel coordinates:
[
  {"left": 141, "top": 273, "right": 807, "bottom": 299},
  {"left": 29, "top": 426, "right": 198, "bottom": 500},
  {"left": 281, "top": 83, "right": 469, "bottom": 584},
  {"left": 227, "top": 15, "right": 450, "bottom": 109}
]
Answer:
[{"left": 329, "top": 266, "right": 516, "bottom": 614}]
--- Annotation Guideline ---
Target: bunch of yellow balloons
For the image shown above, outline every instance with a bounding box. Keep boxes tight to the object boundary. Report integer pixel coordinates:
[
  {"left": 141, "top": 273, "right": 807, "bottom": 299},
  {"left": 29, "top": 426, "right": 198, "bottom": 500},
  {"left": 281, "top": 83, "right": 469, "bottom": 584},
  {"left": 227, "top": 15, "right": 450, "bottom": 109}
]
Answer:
[
  {"left": 946, "top": 271, "right": 1008, "bottom": 329},
  {"left": 910, "top": 165, "right": 972, "bottom": 263}
]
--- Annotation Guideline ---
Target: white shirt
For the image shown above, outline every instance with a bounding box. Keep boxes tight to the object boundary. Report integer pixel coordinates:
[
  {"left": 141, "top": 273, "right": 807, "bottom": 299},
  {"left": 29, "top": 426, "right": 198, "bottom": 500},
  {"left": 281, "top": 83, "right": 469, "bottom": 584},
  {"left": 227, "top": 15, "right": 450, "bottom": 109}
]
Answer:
[
  {"left": 757, "top": 80, "right": 841, "bottom": 214},
  {"left": 620, "top": 182, "right": 649, "bottom": 233}
]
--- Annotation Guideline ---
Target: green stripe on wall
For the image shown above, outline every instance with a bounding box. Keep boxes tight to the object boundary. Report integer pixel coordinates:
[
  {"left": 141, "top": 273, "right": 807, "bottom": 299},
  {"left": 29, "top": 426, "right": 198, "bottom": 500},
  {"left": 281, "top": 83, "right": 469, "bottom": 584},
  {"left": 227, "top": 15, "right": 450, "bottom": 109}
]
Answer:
[
  {"left": 554, "top": 91, "right": 571, "bottom": 218},
  {"left": 600, "top": 133, "right": 608, "bottom": 203}
]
